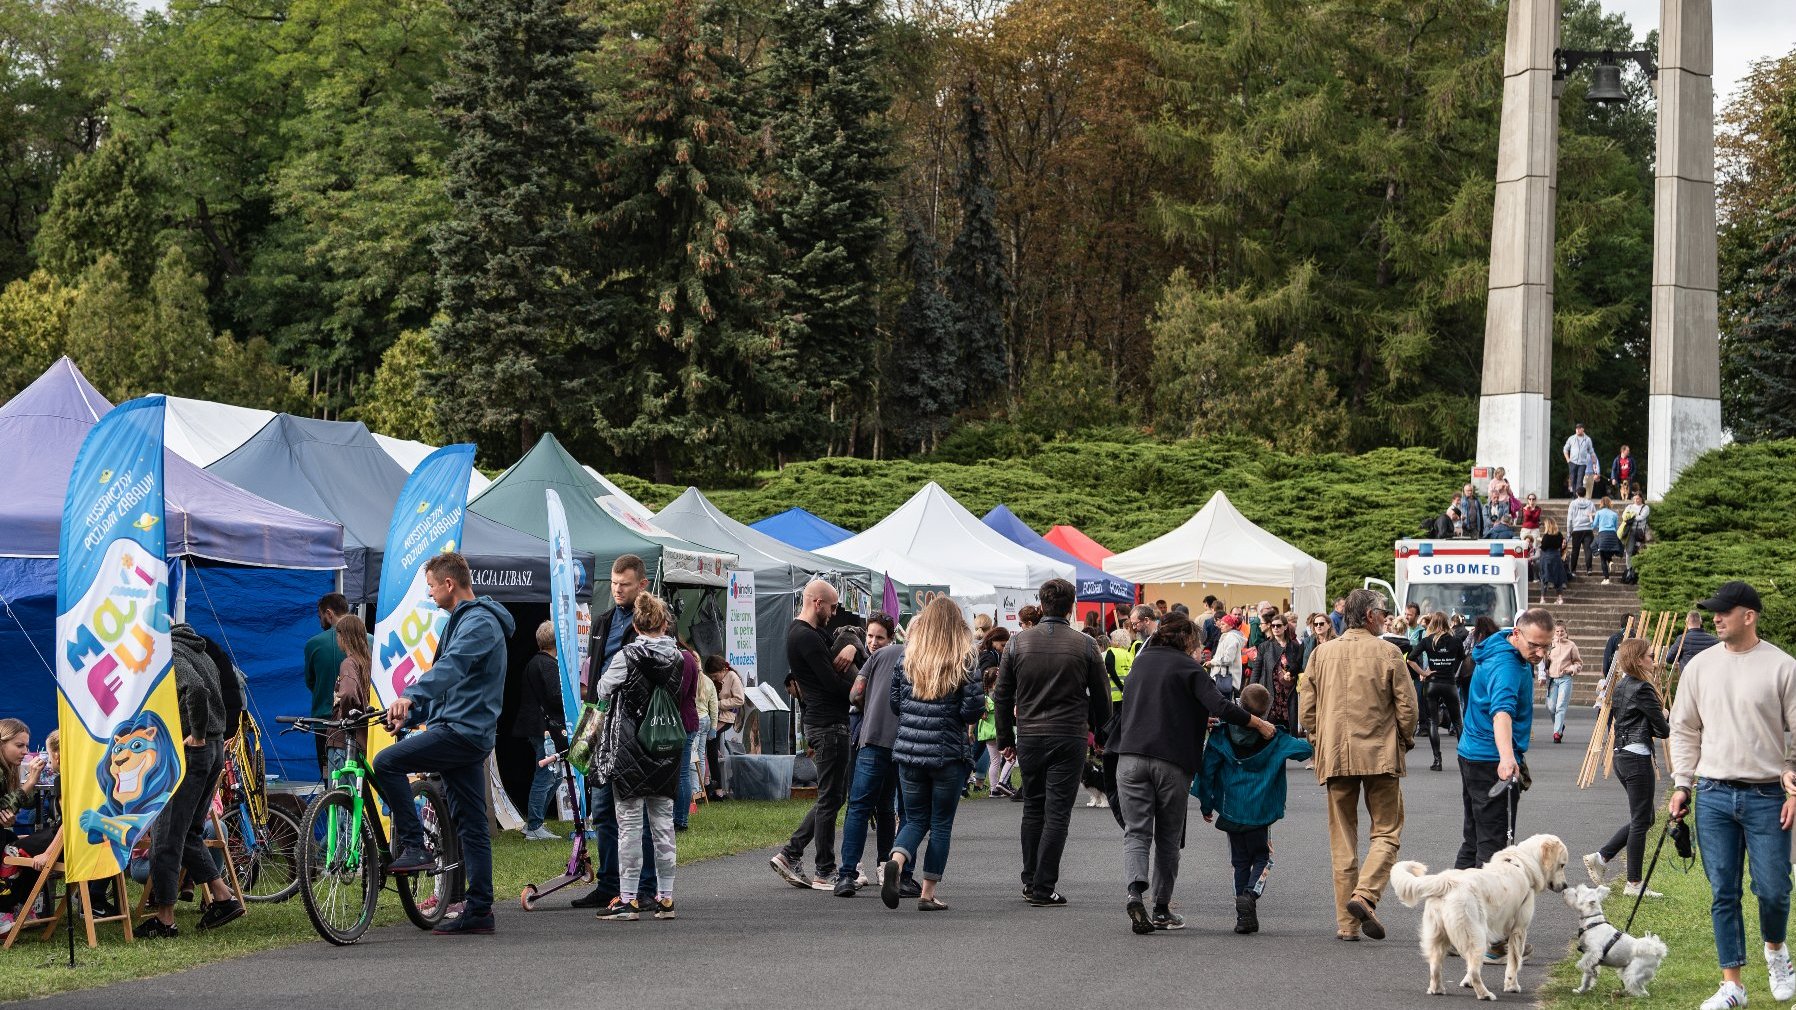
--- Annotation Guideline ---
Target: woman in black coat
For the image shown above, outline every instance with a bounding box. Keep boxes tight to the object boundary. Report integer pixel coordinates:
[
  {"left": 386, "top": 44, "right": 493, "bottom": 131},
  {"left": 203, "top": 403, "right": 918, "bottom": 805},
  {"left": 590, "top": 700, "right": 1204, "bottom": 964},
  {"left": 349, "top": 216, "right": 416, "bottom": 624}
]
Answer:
[
  {"left": 593, "top": 594, "right": 685, "bottom": 920},
  {"left": 1250, "top": 616, "right": 1301, "bottom": 731},
  {"left": 881, "top": 597, "right": 985, "bottom": 912},
  {"left": 1584, "top": 638, "right": 1672, "bottom": 896}
]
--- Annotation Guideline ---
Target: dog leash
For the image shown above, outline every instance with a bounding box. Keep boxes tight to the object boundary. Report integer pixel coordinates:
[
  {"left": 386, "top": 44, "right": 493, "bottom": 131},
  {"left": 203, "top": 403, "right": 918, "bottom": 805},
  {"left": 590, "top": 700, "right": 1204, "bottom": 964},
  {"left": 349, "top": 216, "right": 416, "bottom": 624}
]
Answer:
[{"left": 1619, "top": 816, "right": 1680, "bottom": 937}]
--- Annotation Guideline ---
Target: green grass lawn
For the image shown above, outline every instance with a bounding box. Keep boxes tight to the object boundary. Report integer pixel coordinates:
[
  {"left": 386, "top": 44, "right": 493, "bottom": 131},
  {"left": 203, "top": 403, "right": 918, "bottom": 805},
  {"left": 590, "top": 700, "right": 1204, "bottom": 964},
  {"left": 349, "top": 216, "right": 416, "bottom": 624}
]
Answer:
[
  {"left": 2, "top": 798, "right": 811, "bottom": 1001},
  {"left": 1542, "top": 817, "right": 1767, "bottom": 1009}
]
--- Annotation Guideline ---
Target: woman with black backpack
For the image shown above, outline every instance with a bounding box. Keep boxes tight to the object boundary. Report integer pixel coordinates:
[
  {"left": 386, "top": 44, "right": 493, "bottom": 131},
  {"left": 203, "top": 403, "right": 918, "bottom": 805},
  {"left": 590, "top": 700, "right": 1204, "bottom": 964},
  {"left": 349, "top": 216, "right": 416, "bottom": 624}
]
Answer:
[
  {"left": 592, "top": 592, "right": 686, "bottom": 922},
  {"left": 1409, "top": 612, "right": 1465, "bottom": 771}
]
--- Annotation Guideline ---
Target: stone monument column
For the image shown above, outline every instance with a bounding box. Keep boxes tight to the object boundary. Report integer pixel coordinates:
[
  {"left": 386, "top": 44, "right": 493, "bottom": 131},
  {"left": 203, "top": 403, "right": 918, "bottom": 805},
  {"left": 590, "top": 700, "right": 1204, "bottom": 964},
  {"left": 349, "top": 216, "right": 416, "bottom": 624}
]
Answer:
[
  {"left": 1648, "top": 0, "right": 1722, "bottom": 500},
  {"left": 1477, "top": 0, "right": 1559, "bottom": 498}
]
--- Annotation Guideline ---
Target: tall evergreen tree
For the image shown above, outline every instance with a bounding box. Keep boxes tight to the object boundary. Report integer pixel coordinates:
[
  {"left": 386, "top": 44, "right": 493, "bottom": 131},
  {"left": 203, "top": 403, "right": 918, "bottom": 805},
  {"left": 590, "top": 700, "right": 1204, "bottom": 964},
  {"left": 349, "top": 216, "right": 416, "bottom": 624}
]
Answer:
[
  {"left": 887, "top": 215, "right": 959, "bottom": 451},
  {"left": 944, "top": 78, "right": 1011, "bottom": 406},
  {"left": 593, "top": 0, "right": 795, "bottom": 483},
  {"left": 765, "top": 0, "right": 893, "bottom": 455},
  {"left": 428, "top": 0, "right": 604, "bottom": 461},
  {"left": 1728, "top": 194, "right": 1796, "bottom": 441}
]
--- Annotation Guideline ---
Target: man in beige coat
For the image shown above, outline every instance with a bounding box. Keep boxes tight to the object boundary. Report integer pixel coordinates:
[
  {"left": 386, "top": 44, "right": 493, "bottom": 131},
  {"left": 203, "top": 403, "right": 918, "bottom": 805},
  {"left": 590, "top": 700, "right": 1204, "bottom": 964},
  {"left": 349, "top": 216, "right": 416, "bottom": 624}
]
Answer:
[{"left": 1298, "top": 586, "right": 1417, "bottom": 941}]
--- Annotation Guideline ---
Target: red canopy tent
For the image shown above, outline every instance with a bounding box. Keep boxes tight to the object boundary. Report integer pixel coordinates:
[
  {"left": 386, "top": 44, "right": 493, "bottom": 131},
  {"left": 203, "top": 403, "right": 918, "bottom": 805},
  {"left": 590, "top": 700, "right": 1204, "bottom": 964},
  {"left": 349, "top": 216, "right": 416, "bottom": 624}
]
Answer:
[{"left": 1045, "top": 524, "right": 1134, "bottom": 631}]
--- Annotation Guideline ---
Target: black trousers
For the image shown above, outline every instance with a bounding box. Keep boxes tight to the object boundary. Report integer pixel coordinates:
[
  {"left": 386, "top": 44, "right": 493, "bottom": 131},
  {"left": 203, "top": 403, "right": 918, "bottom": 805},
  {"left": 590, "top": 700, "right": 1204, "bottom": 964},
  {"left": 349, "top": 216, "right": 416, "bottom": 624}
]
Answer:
[
  {"left": 149, "top": 739, "right": 225, "bottom": 906},
  {"left": 781, "top": 722, "right": 850, "bottom": 877},
  {"left": 1016, "top": 735, "right": 1086, "bottom": 897},
  {"left": 1455, "top": 756, "right": 1521, "bottom": 869},
  {"left": 1598, "top": 751, "right": 1657, "bottom": 881},
  {"left": 1228, "top": 826, "right": 1272, "bottom": 895},
  {"left": 1569, "top": 530, "right": 1594, "bottom": 572}
]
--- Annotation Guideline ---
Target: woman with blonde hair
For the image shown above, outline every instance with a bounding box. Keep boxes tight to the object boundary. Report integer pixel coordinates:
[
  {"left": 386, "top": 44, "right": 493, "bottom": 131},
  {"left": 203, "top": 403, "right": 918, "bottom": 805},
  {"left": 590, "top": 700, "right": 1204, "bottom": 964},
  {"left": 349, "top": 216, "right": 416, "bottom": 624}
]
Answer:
[
  {"left": 1582, "top": 639, "right": 1670, "bottom": 897},
  {"left": 1538, "top": 517, "right": 1568, "bottom": 604},
  {"left": 880, "top": 597, "right": 985, "bottom": 911},
  {"left": 328, "top": 614, "right": 374, "bottom": 775}
]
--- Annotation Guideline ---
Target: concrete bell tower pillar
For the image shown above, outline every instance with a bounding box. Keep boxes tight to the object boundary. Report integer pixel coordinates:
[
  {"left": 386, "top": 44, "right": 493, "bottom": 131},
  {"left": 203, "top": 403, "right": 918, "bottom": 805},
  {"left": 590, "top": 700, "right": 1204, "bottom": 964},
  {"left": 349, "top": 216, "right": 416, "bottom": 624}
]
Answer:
[
  {"left": 1648, "top": 0, "right": 1723, "bottom": 500},
  {"left": 1477, "top": 0, "right": 1560, "bottom": 498}
]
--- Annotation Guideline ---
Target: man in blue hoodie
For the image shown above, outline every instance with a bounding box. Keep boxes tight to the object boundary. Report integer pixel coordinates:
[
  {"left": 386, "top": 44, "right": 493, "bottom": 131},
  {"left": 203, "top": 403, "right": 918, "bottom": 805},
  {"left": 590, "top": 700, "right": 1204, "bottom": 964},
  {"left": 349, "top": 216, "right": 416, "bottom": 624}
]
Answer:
[
  {"left": 374, "top": 551, "right": 515, "bottom": 936},
  {"left": 1457, "top": 607, "right": 1555, "bottom": 871}
]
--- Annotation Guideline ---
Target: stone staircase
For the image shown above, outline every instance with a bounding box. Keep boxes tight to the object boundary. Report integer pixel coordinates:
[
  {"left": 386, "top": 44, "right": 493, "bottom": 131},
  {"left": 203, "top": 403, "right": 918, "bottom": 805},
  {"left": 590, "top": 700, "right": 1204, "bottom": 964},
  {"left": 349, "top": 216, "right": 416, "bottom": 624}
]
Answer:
[{"left": 1528, "top": 498, "right": 1644, "bottom": 705}]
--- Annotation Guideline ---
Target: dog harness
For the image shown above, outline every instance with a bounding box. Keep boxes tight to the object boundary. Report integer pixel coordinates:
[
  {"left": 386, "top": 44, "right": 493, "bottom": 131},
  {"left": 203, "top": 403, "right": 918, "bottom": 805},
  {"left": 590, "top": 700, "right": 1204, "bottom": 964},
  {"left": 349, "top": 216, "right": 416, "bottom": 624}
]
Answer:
[{"left": 1576, "top": 910, "right": 1627, "bottom": 961}]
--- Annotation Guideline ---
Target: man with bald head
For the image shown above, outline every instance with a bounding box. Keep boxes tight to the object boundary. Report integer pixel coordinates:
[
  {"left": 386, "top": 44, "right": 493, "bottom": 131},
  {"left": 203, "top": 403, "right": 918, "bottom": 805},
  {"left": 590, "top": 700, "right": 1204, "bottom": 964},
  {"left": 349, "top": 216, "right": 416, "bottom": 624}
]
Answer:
[{"left": 771, "top": 580, "right": 863, "bottom": 889}]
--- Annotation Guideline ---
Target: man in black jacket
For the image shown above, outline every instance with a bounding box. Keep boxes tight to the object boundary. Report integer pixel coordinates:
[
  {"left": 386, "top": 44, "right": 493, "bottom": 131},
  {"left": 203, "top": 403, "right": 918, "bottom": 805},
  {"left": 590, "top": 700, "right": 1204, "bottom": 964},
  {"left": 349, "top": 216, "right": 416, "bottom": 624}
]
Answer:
[
  {"left": 771, "top": 580, "right": 860, "bottom": 889},
  {"left": 571, "top": 554, "right": 654, "bottom": 908},
  {"left": 516, "top": 621, "right": 569, "bottom": 840},
  {"left": 996, "top": 578, "right": 1112, "bottom": 906}
]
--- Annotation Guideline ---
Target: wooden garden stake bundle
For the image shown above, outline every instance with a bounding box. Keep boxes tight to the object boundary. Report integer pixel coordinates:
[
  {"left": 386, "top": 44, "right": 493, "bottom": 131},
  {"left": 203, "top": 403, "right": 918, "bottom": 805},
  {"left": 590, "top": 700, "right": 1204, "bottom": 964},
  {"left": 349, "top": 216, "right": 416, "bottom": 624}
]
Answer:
[{"left": 1578, "top": 614, "right": 1637, "bottom": 789}]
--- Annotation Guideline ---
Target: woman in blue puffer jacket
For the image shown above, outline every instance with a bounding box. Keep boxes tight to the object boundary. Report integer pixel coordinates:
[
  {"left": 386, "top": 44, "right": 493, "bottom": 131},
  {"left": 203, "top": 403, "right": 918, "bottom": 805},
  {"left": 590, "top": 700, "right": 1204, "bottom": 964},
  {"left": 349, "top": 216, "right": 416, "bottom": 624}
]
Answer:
[{"left": 882, "top": 596, "right": 986, "bottom": 912}]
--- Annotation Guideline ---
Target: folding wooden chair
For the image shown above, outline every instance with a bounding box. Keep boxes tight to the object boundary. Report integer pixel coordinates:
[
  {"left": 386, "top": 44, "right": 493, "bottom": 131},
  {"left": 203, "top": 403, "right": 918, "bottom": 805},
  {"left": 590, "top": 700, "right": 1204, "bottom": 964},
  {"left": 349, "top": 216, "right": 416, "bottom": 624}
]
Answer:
[{"left": 2, "top": 831, "right": 134, "bottom": 949}]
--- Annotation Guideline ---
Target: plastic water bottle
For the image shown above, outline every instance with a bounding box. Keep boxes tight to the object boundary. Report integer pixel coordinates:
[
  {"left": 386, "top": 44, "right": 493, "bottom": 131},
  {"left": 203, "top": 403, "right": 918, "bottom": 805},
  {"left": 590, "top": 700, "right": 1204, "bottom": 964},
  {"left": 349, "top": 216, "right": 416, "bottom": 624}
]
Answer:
[{"left": 1253, "top": 858, "right": 1275, "bottom": 897}]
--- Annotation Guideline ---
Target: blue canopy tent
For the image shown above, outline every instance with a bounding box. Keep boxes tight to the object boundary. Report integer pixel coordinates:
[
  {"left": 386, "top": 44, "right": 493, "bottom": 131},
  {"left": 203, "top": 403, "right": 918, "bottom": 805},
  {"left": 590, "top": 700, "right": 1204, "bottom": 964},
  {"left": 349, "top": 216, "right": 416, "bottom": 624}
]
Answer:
[
  {"left": 981, "top": 504, "right": 1136, "bottom": 603},
  {"left": 749, "top": 507, "right": 855, "bottom": 551},
  {"left": 0, "top": 359, "right": 347, "bottom": 776}
]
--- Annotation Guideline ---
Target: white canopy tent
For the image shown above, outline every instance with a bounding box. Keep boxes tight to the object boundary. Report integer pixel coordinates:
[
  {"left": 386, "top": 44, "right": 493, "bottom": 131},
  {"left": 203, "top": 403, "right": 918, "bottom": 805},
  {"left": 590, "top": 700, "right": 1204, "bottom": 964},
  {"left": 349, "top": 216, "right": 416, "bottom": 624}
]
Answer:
[
  {"left": 1102, "top": 490, "right": 1328, "bottom": 618},
  {"left": 374, "top": 433, "right": 493, "bottom": 497},
  {"left": 582, "top": 464, "right": 651, "bottom": 517},
  {"left": 164, "top": 396, "right": 275, "bottom": 467},
  {"left": 820, "top": 482, "right": 1074, "bottom": 610}
]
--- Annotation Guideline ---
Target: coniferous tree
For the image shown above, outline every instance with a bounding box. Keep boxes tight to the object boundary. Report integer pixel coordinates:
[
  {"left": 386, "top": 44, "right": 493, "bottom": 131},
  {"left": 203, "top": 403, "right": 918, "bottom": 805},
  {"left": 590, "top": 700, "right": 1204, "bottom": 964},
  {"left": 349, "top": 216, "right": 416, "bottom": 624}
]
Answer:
[
  {"left": 765, "top": 0, "right": 894, "bottom": 453},
  {"left": 428, "top": 0, "right": 603, "bottom": 461},
  {"left": 887, "top": 216, "right": 960, "bottom": 451},
  {"left": 594, "top": 0, "right": 795, "bottom": 483},
  {"left": 1728, "top": 195, "right": 1796, "bottom": 441},
  {"left": 944, "top": 79, "right": 1011, "bottom": 406}
]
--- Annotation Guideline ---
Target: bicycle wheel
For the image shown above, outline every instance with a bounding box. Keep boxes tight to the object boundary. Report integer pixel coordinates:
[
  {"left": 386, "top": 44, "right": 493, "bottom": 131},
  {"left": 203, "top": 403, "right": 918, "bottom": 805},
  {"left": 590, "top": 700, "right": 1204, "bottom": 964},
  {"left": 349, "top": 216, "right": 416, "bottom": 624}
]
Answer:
[
  {"left": 298, "top": 789, "right": 379, "bottom": 944},
  {"left": 397, "top": 779, "right": 459, "bottom": 930},
  {"left": 225, "top": 802, "right": 303, "bottom": 903}
]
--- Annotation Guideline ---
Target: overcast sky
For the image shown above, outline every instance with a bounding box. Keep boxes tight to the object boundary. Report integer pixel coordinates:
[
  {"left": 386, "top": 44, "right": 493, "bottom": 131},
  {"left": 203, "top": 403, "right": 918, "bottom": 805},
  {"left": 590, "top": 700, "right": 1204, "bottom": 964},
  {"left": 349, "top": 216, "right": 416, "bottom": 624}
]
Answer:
[{"left": 1605, "top": 0, "right": 1796, "bottom": 112}]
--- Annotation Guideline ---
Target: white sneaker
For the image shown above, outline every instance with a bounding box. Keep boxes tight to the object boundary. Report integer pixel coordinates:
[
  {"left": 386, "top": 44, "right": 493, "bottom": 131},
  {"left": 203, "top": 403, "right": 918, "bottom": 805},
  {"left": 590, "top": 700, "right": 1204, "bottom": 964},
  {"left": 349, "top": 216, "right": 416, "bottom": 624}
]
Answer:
[
  {"left": 1085, "top": 797, "right": 1098, "bottom": 807},
  {"left": 522, "top": 826, "right": 558, "bottom": 841},
  {"left": 1623, "top": 881, "right": 1663, "bottom": 898},
  {"left": 1767, "top": 945, "right": 1796, "bottom": 1001},
  {"left": 1701, "top": 981, "right": 1749, "bottom": 1010},
  {"left": 1583, "top": 851, "right": 1608, "bottom": 884}
]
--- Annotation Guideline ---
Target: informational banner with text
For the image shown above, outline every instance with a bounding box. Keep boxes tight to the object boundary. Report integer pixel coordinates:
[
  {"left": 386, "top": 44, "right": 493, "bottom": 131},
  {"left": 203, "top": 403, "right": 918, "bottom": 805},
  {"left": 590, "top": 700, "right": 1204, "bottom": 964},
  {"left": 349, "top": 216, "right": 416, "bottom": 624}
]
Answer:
[{"left": 726, "top": 569, "right": 758, "bottom": 685}]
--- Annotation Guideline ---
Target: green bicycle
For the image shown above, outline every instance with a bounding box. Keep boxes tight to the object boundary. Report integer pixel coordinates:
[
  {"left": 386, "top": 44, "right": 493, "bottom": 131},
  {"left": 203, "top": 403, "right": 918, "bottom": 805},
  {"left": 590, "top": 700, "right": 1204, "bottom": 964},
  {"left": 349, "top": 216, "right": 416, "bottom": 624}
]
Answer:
[{"left": 278, "top": 710, "right": 462, "bottom": 944}]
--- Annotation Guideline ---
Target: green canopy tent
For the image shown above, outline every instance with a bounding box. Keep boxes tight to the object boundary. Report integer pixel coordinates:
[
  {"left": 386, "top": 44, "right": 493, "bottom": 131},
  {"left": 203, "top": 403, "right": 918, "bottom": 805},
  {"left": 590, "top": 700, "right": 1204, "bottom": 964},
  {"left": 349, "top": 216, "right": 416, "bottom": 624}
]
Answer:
[{"left": 470, "top": 433, "right": 738, "bottom": 658}]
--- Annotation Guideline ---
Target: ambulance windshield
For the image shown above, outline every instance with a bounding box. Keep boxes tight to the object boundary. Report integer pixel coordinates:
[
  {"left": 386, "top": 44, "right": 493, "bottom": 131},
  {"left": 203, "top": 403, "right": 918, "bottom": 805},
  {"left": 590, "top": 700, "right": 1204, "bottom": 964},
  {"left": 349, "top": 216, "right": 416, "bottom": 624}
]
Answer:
[{"left": 1405, "top": 583, "right": 1518, "bottom": 629}]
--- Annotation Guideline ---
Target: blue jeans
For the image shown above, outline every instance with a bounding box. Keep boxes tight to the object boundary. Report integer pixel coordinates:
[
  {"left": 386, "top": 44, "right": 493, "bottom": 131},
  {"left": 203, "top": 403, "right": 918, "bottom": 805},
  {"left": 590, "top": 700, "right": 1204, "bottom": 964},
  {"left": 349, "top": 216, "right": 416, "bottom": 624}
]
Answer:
[
  {"left": 526, "top": 736, "right": 557, "bottom": 831},
  {"left": 838, "top": 744, "right": 906, "bottom": 882},
  {"left": 1696, "top": 777, "right": 1793, "bottom": 969},
  {"left": 893, "top": 760, "right": 968, "bottom": 882},
  {"left": 675, "top": 730, "right": 699, "bottom": 829},
  {"left": 371, "top": 726, "right": 494, "bottom": 915},
  {"left": 1546, "top": 677, "right": 1575, "bottom": 736},
  {"left": 593, "top": 780, "right": 656, "bottom": 896},
  {"left": 1568, "top": 461, "right": 1590, "bottom": 494}
]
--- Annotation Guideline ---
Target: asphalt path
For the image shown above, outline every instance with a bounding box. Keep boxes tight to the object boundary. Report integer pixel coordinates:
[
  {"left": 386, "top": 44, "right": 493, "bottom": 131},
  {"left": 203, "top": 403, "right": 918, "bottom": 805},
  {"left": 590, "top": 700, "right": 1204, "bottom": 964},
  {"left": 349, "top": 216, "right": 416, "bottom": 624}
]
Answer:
[{"left": 29, "top": 710, "right": 1649, "bottom": 1009}]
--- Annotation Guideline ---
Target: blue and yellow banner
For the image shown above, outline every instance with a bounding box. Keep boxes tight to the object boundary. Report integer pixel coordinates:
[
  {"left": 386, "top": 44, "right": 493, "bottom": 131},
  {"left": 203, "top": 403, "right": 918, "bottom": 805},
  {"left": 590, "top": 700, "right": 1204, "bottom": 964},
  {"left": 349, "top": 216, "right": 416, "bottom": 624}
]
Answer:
[
  {"left": 371, "top": 444, "right": 474, "bottom": 731},
  {"left": 544, "top": 489, "right": 586, "bottom": 817},
  {"left": 55, "top": 396, "right": 181, "bottom": 883}
]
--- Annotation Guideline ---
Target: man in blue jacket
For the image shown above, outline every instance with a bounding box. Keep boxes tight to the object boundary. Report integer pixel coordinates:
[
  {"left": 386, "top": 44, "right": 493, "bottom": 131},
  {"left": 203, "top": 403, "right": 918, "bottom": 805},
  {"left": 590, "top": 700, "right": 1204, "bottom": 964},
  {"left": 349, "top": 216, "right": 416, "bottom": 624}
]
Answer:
[
  {"left": 374, "top": 551, "right": 515, "bottom": 936},
  {"left": 1457, "top": 607, "right": 1555, "bottom": 871}
]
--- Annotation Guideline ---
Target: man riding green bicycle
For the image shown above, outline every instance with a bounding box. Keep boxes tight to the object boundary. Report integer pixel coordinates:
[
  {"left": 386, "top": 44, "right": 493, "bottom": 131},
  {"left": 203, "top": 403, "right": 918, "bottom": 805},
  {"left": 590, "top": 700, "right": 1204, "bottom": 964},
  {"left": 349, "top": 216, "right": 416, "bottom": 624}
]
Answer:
[{"left": 374, "top": 551, "right": 514, "bottom": 936}]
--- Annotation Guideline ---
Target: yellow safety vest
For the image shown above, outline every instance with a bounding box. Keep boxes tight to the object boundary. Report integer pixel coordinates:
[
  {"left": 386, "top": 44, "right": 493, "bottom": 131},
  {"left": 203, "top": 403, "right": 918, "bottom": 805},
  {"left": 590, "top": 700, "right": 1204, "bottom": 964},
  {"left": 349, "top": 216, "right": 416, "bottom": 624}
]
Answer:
[{"left": 1106, "top": 645, "right": 1136, "bottom": 702}]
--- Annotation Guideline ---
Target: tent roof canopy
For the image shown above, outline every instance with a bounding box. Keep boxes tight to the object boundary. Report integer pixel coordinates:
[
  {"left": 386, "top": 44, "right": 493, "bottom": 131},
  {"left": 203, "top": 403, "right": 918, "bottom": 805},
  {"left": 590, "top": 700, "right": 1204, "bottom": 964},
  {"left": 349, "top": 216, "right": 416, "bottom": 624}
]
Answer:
[
  {"left": 1101, "top": 491, "right": 1327, "bottom": 616},
  {"left": 374, "top": 433, "right": 493, "bottom": 497},
  {"left": 982, "top": 505, "right": 1134, "bottom": 604},
  {"left": 750, "top": 507, "right": 855, "bottom": 551},
  {"left": 164, "top": 395, "right": 275, "bottom": 468},
  {"left": 655, "top": 487, "right": 871, "bottom": 595},
  {"left": 208, "top": 414, "right": 578, "bottom": 602},
  {"left": 1044, "top": 524, "right": 1117, "bottom": 566},
  {"left": 0, "top": 358, "right": 345, "bottom": 570},
  {"left": 471, "top": 433, "right": 736, "bottom": 587},
  {"left": 820, "top": 483, "right": 1075, "bottom": 605}
]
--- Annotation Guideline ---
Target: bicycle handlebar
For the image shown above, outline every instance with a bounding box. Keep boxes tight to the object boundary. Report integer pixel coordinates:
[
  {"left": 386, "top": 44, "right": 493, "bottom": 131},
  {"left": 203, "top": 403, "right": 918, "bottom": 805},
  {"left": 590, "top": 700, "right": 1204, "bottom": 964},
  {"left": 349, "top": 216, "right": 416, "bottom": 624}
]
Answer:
[{"left": 276, "top": 709, "right": 391, "bottom": 734}]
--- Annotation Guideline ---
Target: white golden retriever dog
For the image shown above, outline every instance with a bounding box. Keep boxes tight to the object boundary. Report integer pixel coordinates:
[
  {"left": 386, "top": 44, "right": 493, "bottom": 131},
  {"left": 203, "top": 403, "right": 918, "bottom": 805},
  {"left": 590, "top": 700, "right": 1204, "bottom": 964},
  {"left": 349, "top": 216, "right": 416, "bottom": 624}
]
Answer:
[
  {"left": 1562, "top": 884, "right": 1669, "bottom": 997},
  {"left": 1390, "top": 834, "right": 1570, "bottom": 1000}
]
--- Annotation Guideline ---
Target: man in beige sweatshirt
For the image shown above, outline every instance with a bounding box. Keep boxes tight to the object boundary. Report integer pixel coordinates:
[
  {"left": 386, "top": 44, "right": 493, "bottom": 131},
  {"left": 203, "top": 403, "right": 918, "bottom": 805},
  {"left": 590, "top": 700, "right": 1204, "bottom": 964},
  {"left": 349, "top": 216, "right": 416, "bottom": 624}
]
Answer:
[{"left": 1668, "top": 581, "right": 1796, "bottom": 1010}]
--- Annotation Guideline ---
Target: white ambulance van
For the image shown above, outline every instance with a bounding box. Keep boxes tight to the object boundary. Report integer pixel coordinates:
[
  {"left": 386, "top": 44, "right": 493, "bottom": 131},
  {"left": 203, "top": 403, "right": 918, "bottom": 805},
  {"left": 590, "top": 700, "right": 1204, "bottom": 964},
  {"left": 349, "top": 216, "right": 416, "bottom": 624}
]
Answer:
[{"left": 1363, "top": 540, "right": 1531, "bottom": 631}]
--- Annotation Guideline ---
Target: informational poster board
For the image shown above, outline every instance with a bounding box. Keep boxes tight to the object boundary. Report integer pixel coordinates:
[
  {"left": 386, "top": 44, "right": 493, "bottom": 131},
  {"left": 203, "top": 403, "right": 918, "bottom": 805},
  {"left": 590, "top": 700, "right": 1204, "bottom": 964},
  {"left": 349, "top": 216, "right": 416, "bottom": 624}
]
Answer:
[{"left": 727, "top": 569, "right": 758, "bottom": 685}]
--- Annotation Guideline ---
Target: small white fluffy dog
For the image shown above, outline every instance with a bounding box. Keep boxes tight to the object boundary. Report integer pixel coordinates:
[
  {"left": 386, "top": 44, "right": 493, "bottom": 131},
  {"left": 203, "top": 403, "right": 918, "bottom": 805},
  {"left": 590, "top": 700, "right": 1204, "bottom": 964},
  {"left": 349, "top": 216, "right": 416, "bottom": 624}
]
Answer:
[
  {"left": 1562, "top": 884, "right": 1669, "bottom": 997},
  {"left": 1391, "top": 834, "right": 1570, "bottom": 1000}
]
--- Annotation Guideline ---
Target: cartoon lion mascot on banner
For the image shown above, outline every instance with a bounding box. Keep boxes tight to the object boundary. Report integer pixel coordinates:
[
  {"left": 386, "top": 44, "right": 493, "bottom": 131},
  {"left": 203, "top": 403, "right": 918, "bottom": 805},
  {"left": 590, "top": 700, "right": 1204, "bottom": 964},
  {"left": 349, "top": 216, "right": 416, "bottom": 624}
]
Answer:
[{"left": 78, "top": 710, "right": 182, "bottom": 870}]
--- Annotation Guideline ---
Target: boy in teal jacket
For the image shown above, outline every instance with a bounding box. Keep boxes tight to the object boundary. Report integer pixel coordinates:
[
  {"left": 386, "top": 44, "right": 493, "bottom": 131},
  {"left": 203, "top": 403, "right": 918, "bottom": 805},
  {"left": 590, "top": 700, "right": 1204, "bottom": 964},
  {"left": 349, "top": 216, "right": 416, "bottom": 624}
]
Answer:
[{"left": 1195, "top": 684, "right": 1313, "bottom": 935}]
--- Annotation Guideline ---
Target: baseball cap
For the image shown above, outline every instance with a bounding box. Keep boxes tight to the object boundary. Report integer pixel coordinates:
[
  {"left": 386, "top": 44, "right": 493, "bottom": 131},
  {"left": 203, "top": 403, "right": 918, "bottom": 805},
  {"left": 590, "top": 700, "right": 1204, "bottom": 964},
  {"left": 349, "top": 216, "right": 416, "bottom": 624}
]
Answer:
[{"left": 1698, "top": 581, "right": 1763, "bottom": 614}]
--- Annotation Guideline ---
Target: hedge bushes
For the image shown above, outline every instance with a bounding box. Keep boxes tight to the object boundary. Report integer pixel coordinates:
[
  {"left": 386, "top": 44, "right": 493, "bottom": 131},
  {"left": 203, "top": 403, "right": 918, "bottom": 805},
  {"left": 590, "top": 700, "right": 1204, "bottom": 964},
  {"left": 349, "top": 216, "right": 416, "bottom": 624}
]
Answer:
[
  {"left": 1635, "top": 440, "right": 1796, "bottom": 644},
  {"left": 617, "top": 435, "right": 1468, "bottom": 601}
]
